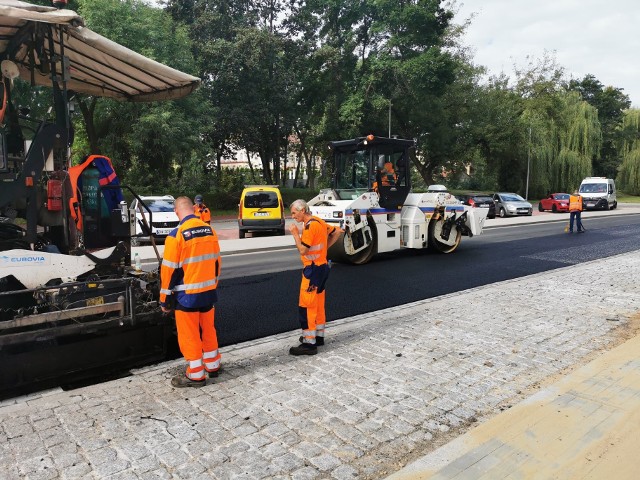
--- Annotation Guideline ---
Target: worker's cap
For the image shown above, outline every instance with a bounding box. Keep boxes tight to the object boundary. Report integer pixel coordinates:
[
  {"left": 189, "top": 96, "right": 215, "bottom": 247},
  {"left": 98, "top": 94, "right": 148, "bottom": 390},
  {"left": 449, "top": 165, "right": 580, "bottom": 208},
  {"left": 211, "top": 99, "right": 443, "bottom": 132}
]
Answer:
[{"left": 194, "top": 195, "right": 203, "bottom": 203}]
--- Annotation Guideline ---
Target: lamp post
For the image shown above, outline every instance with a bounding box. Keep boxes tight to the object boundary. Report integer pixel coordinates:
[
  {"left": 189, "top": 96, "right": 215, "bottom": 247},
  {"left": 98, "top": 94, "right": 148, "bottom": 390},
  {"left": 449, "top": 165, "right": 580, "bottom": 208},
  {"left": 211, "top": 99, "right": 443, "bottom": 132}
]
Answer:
[
  {"left": 388, "top": 100, "right": 392, "bottom": 138},
  {"left": 525, "top": 126, "right": 531, "bottom": 200}
]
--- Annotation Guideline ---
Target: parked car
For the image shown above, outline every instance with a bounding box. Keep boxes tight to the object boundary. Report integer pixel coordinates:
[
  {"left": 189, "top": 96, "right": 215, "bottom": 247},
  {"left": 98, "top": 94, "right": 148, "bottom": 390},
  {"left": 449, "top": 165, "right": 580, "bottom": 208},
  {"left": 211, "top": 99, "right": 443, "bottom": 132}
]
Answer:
[
  {"left": 579, "top": 177, "right": 617, "bottom": 210},
  {"left": 493, "top": 192, "right": 533, "bottom": 217},
  {"left": 456, "top": 193, "right": 496, "bottom": 219},
  {"left": 538, "top": 193, "right": 570, "bottom": 213},
  {"left": 238, "top": 186, "right": 285, "bottom": 238},
  {"left": 130, "top": 195, "right": 179, "bottom": 245}
]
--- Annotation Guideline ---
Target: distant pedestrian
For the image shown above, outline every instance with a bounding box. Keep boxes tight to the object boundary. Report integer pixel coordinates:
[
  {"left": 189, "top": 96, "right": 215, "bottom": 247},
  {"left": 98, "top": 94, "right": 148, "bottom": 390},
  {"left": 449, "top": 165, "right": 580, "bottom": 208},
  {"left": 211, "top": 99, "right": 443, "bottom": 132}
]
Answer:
[
  {"left": 160, "top": 196, "right": 222, "bottom": 387},
  {"left": 569, "top": 189, "right": 585, "bottom": 233},
  {"left": 194, "top": 195, "right": 211, "bottom": 224},
  {"left": 288, "top": 199, "right": 340, "bottom": 355}
]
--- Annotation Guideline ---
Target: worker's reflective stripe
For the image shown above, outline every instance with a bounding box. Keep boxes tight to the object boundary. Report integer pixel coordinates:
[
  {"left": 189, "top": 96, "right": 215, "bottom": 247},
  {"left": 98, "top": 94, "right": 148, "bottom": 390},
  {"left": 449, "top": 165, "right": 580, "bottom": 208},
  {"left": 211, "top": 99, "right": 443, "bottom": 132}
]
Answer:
[
  {"left": 316, "top": 324, "right": 325, "bottom": 336},
  {"left": 302, "top": 328, "right": 316, "bottom": 343},
  {"left": 173, "top": 278, "right": 218, "bottom": 291},
  {"left": 160, "top": 288, "right": 173, "bottom": 295},
  {"left": 203, "top": 349, "right": 221, "bottom": 371},
  {"left": 162, "top": 259, "right": 180, "bottom": 269},
  {"left": 181, "top": 252, "right": 219, "bottom": 266},
  {"left": 304, "top": 244, "right": 323, "bottom": 261},
  {"left": 187, "top": 358, "right": 205, "bottom": 381}
]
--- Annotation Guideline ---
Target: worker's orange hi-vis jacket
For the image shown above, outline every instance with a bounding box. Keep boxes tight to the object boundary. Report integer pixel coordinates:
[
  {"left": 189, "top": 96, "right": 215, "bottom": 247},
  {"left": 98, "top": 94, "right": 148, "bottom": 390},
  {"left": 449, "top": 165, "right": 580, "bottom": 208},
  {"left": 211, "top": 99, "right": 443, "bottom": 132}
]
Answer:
[
  {"left": 160, "top": 215, "right": 221, "bottom": 309},
  {"left": 300, "top": 216, "right": 336, "bottom": 267},
  {"left": 569, "top": 195, "right": 583, "bottom": 212},
  {"left": 195, "top": 204, "right": 211, "bottom": 223}
]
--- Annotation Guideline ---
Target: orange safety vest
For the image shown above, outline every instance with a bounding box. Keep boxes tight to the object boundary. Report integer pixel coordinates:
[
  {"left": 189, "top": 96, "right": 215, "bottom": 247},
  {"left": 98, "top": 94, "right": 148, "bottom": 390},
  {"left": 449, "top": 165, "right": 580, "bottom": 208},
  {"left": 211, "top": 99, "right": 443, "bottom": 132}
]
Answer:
[
  {"left": 68, "top": 155, "right": 121, "bottom": 231},
  {"left": 195, "top": 204, "right": 211, "bottom": 223},
  {"left": 569, "top": 194, "right": 583, "bottom": 212},
  {"left": 160, "top": 215, "right": 221, "bottom": 307},
  {"left": 300, "top": 216, "right": 335, "bottom": 266},
  {"left": 381, "top": 162, "right": 396, "bottom": 186}
]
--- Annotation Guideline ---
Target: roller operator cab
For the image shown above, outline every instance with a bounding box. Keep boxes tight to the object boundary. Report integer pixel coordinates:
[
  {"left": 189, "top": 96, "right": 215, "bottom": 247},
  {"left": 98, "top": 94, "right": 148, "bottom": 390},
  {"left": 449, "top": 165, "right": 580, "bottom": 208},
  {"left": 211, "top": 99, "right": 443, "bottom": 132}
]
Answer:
[{"left": 308, "top": 135, "right": 487, "bottom": 264}]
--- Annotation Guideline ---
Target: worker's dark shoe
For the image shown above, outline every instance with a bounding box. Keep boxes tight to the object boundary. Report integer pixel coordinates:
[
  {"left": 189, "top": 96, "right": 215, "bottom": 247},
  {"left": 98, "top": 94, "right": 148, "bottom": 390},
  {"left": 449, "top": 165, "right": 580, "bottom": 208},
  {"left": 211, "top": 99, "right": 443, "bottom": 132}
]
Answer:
[
  {"left": 171, "top": 375, "right": 205, "bottom": 388},
  {"left": 578, "top": 229, "right": 585, "bottom": 233},
  {"left": 289, "top": 343, "right": 318, "bottom": 356},
  {"left": 207, "top": 367, "right": 221, "bottom": 379},
  {"left": 299, "top": 336, "right": 324, "bottom": 346}
]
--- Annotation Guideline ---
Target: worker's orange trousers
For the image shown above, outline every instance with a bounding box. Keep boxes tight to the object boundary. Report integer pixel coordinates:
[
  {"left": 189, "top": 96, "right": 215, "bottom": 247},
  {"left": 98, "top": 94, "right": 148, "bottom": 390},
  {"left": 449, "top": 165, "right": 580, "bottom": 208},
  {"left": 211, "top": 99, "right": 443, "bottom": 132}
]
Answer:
[
  {"left": 298, "top": 274, "right": 326, "bottom": 344},
  {"left": 175, "top": 306, "right": 220, "bottom": 380}
]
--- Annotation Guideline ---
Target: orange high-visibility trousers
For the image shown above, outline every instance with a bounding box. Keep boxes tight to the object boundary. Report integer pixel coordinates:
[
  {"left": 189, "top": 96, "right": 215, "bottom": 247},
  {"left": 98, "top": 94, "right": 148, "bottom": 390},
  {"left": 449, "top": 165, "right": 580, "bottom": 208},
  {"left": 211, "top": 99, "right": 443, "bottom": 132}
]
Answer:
[
  {"left": 298, "top": 273, "right": 326, "bottom": 343},
  {"left": 175, "top": 307, "right": 221, "bottom": 379}
]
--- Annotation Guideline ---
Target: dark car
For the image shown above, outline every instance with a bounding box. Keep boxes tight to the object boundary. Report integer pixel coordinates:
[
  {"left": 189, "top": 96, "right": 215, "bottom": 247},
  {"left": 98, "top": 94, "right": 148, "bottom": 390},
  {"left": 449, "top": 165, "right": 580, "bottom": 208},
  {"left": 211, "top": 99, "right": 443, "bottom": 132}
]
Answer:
[
  {"left": 538, "top": 193, "right": 570, "bottom": 213},
  {"left": 456, "top": 193, "right": 496, "bottom": 219}
]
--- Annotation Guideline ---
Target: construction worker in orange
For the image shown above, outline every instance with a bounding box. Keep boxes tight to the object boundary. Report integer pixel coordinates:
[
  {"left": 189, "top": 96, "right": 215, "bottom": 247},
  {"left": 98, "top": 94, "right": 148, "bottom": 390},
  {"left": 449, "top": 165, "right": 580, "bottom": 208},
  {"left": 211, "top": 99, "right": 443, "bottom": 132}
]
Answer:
[
  {"left": 568, "top": 189, "right": 585, "bottom": 233},
  {"left": 288, "top": 199, "right": 340, "bottom": 355},
  {"left": 160, "top": 196, "right": 222, "bottom": 387},
  {"left": 380, "top": 160, "right": 396, "bottom": 186},
  {"left": 193, "top": 194, "right": 211, "bottom": 224}
]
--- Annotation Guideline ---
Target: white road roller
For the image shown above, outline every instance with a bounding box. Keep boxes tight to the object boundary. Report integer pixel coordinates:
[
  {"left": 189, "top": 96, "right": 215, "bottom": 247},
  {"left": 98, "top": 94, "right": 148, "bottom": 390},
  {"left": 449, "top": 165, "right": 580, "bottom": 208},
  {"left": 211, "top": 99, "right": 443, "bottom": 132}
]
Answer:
[{"left": 308, "top": 135, "right": 487, "bottom": 264}]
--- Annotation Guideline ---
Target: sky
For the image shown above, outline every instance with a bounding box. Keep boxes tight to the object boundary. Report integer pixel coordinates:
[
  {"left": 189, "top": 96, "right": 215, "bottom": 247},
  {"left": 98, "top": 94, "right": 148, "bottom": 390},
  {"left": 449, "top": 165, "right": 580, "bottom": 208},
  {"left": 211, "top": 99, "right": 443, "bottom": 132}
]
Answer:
[{"left": 451, "top": 0, "right": 640, "bottom": 107}]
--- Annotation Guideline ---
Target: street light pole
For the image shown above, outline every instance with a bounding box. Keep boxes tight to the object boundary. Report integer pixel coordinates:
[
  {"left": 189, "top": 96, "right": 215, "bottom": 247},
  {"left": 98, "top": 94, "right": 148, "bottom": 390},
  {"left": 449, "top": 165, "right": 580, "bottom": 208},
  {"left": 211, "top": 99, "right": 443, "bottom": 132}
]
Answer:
[
  {"left": 388, "top": 100, "right": 392, "bottom": 138},
  {"left": 525, "top": 126, "right": 531, "bottom": 200}
]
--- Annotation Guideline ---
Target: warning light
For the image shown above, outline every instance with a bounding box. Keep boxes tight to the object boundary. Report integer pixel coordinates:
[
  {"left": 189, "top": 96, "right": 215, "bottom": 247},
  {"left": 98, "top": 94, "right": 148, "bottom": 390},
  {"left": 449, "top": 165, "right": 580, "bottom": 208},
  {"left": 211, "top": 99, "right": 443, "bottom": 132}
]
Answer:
[{"left": 366, "top": 134, "right": 375, "bottom": 141}]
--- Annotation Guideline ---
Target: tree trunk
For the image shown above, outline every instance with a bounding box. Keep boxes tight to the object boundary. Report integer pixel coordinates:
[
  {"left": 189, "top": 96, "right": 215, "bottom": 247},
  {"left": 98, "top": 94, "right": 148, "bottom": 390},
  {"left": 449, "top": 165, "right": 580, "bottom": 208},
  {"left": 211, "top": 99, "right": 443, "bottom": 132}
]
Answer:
[{"left": 77, "top": 96, "right": 98, "bottom": 153}]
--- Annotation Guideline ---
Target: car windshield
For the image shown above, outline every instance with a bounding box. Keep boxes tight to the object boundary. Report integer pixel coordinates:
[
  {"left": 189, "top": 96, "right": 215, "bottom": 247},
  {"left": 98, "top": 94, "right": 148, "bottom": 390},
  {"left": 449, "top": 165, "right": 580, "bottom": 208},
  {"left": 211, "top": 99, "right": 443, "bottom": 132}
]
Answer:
[
  {"left": 472, "top": 196, "right": 492, "bottom": 202},
  {"left": 144, "top": 199, "right": 174, "bottom": 212},
  {"left": 579, "top": 183, "right": 607, "bottom": 194},
  {"left": 501, "top": 194, "right": 525, "bottom": 202},
  {"left": 244, "top": 191, "right": 279, "bottom": 208},
  {"left": 554, "top": 194, "right": 569, "bottom": 200}
]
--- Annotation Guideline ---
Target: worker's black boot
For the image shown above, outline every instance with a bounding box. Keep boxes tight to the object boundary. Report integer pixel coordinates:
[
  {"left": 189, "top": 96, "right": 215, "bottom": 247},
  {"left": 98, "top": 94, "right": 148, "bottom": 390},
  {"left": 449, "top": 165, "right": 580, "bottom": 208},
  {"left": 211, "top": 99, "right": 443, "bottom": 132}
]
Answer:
[
  {"left": 289, "top": 343, "right": 318, "bottom": 355},
  {"left": 299, "top": 336, "right": 324, "bottom": 346},
  {"left": 171, "top": 375, "right": 206, "bottom": 388}
]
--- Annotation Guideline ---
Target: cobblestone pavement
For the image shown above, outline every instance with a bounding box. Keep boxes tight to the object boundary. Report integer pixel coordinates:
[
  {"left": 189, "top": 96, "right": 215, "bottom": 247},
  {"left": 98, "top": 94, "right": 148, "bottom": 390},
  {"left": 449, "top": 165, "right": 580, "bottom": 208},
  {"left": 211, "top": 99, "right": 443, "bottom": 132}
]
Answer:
[{"left": 1, "top": 251, "right": 640, "bottom": 479}]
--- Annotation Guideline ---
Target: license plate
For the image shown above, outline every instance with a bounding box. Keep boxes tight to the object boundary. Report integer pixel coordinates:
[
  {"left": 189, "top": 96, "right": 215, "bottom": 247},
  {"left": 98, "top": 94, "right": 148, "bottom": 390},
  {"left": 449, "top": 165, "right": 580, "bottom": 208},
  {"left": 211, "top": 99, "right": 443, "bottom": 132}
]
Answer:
[
  {"left": 587, "top": 203, "right": 595, "bottom": 207},
  {"left": 479, "top": 205, "right": 489, "bottom": 208},
  {"left": 254, "top": 212, "right": 269, "bottom": 217},
  {"left": 155, "top": 228, "right": 172, "bottom": 235},
  {"left": 86, "top": 296, "right": 104, "bottom": 306}
]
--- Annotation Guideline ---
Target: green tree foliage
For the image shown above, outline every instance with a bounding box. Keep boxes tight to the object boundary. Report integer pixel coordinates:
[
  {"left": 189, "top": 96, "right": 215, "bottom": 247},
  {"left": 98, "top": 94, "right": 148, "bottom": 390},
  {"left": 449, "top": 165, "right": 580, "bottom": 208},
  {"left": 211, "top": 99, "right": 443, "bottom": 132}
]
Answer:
[
  {"left": 568, "top": 74, "right": 631, "bottom": 178},
  {"left": 70, "top": 0, "right": 205, "bottom": 188},
  {"left": 617, "top": 109, "right": 640, "bottom": 195}
]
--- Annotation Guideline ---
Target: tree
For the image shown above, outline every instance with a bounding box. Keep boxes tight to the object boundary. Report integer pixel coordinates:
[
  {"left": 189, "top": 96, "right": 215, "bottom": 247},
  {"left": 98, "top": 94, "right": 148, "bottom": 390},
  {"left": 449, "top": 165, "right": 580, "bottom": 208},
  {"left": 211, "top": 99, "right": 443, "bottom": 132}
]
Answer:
[
  {"left": 71, "top": 0, "right": 204, "bottom": 188},
  {"left": 568, "top": 74, "right": 631, "bottom": 178},
  {"left": 617, "top": 109, "right": 640, "bottom": 195}
]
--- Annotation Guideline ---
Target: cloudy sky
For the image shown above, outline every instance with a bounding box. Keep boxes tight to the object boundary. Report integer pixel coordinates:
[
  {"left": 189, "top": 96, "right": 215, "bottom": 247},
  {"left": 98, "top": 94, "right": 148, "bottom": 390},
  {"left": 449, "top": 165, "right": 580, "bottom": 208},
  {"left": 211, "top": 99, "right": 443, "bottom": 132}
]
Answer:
[{"left": 452, "top": 0, "right": 640, "bottom": 107}]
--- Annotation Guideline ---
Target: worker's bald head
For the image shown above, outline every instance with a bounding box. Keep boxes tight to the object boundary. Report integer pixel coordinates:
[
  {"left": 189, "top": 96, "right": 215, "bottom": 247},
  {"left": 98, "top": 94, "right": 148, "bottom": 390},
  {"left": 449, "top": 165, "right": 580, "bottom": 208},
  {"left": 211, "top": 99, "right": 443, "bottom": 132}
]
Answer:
[{"left": 174, "top": 196, "right": 195, "bottom": 219}]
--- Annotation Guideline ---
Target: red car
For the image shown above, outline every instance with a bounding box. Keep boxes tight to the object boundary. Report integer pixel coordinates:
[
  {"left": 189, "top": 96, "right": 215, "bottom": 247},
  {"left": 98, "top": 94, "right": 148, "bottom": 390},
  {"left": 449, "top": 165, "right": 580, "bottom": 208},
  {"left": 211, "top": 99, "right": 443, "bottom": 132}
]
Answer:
[{"left": 538, "top": 193, "right": 570, "bottom": 212}]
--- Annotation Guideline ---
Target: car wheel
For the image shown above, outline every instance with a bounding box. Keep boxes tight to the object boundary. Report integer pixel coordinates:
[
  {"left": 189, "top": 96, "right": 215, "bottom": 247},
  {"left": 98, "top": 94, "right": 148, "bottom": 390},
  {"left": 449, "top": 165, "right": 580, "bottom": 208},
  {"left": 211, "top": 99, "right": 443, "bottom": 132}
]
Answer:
[
  {"left": 613, "top": 201, "right": 618, "bottom": 209},
  {"left": 552, "top": 204, "right": 557, "bottom": 213},
  {"left": 538, "top": 203, "right": 544, "bottom": 212},
  {"left": 499, "top": 207, "right": 506, "bottom": 218},
  {"left": 239, "top": 230, "right": 246, "bottom": 239}
]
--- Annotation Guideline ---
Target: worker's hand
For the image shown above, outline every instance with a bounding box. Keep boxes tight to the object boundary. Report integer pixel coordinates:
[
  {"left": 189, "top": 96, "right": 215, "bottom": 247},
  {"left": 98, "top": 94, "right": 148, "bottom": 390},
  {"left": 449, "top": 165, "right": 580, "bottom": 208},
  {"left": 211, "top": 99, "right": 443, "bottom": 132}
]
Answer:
[
  {"left": 288, "top": 224, "right": 299, "bottom": 236},
  {"left": 161, "top": 306, "right": 172, "bottom": 314}
]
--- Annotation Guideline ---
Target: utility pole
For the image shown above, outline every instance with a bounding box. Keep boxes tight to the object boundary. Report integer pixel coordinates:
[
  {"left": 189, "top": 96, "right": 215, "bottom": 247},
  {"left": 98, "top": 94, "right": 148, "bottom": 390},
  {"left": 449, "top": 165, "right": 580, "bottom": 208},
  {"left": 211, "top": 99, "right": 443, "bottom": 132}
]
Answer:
[
  {"left": 388, "top": 100, "right": 392, "bottom": 138},
  {"left": 525, "top": 126, "right": 531, "bottom": 200}
]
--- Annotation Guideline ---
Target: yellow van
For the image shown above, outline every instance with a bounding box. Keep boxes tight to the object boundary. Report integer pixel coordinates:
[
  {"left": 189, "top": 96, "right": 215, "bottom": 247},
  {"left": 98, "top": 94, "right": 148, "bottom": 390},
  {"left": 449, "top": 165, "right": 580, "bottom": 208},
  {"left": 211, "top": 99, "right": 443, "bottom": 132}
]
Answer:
[{"left": 238, "top": 185, "right": 285, "bottom": 238}]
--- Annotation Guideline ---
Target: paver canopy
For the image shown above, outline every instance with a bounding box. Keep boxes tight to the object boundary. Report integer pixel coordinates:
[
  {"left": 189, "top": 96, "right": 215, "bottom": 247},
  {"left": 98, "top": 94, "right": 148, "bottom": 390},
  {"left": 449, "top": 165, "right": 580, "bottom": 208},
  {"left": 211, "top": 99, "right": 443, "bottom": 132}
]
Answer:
[{"left": 0, "top": 0, "right": 199, "bottom": 102}]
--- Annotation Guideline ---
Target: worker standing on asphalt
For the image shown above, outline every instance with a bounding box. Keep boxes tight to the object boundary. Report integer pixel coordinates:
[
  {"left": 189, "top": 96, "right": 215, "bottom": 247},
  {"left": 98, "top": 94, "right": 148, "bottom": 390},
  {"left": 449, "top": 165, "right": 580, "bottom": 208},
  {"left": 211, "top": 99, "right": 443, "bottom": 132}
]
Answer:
[
  {"left": 288, "top": 199, "right": 340, "bottom": 355},
  {"left": 569, "top": 189, "right": 585, "bottom": 233},
  {"left": 160, "top": 196, "right": 222, "bottom": 387},
  {"left": 194, "top": 194, "right": 211, "bottom": 224}
]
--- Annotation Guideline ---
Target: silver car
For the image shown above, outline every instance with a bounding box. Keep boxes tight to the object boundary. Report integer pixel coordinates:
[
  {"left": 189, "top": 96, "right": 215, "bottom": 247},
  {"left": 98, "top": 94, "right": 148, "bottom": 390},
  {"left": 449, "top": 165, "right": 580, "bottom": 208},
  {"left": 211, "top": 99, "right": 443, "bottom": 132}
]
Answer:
[{"left": 493, "top": 192, "right": 533, "bottom": 217}]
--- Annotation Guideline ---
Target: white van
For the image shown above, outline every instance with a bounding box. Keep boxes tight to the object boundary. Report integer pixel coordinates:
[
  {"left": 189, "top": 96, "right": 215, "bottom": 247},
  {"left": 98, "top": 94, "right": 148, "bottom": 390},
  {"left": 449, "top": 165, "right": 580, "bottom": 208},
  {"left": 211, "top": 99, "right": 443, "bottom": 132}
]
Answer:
[{"left": 578, "top": 177, "right": 617, "bottom": 210}]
